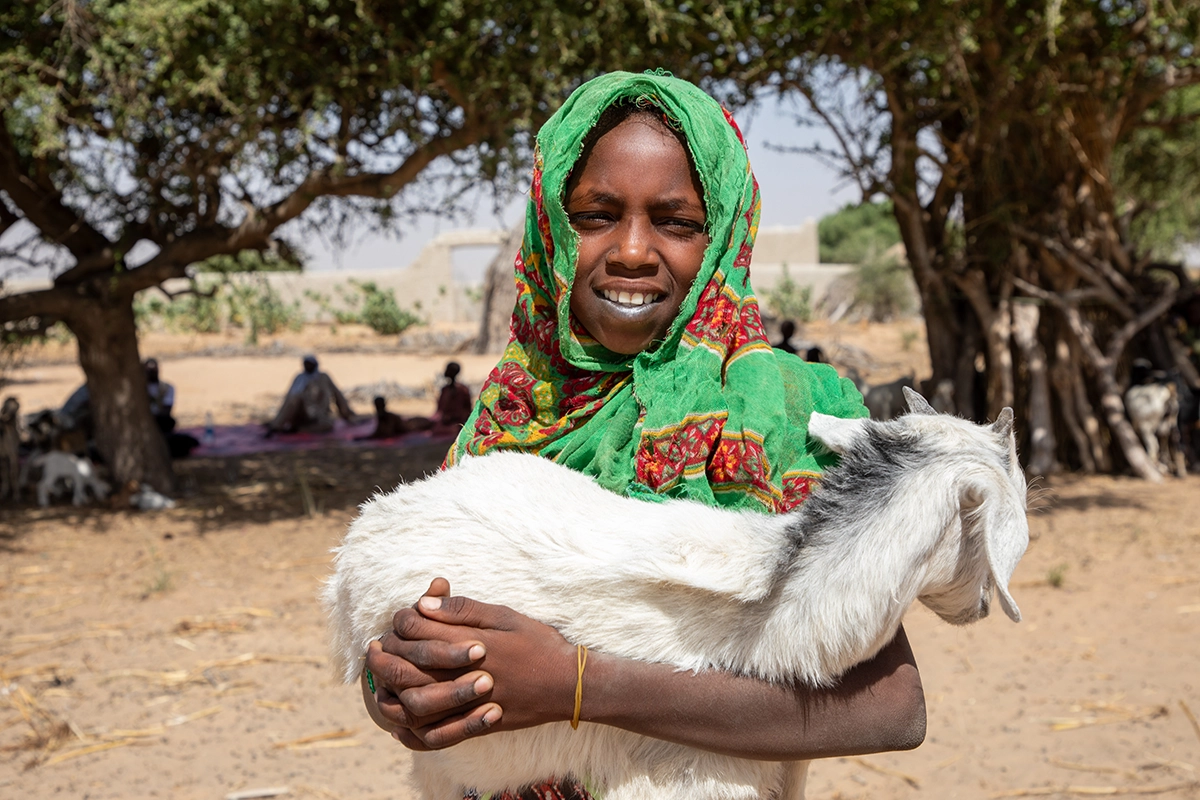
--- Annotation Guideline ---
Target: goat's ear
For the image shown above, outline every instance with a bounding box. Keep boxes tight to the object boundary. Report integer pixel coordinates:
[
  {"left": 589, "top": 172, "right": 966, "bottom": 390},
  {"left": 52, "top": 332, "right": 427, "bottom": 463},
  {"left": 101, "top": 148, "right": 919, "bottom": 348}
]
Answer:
[
  {"left": 991, "top": 407, "right": 1014, "bottom": 438},
  {"left": 969, "top": 476, "right": 1029, "bottom": 623},
  {"left": 902, "top": 386, "right": 936, "bottom": 415},
  {"left": 808, "top": 412, "right": 868, "bottom": 454}
]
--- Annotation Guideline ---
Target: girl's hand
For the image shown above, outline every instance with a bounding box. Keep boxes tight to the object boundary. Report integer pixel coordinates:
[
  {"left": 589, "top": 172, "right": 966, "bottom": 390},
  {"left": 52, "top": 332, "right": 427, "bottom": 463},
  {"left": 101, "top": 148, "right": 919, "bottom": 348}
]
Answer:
[{"left": 363, "top": 578, "right": 576, "bottom": 750}]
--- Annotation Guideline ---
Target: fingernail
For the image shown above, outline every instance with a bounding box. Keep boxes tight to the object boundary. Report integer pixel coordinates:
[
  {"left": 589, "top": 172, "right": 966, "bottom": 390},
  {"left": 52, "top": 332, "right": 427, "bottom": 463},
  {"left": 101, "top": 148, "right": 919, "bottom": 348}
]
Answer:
[
  {"left": 467, "top": 644, "right": 485, "bottom": 661},
  {"left": 391, "top": 731, "right": 401, "bottom": 741},
  {"left": 473, "top": 674, "right": 493, "bottom": 695},
  {"left": 418, "top": 596, "right": 442, "bottom": 611},
  {"left": 482, "top": 707, "right": 502, "bottom": 726}
]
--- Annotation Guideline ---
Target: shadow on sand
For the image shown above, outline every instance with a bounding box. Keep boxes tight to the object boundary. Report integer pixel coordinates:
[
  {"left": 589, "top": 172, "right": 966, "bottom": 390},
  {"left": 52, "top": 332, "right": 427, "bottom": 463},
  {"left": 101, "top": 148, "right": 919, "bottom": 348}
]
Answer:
[{"left": 0, "top": 439, "right": 450, "bottom": 541}]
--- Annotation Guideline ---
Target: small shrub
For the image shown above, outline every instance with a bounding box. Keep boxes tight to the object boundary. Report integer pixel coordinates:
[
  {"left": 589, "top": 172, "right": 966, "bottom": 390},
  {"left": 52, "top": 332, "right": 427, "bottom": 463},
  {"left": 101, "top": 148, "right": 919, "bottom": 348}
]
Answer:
[
  {"left": 226, "top": 279, "right": 304, "bottom": 344},
  {"left": 765, "top": 265, "right": 813, "bottom": 323},
  {"left": 1046, "top": 563, "right": 1068, "bottom": 588},
  {"left": 853, "top": 254, "right": 915, "bottom": 322},
  {"left": 134, "top": 277, "right": 302, "bottom": 343},
  {"left": 350, "top": 280, "right": 422, "bottom": 336},
  {"left": 818, "top": 200, "right": 903, "bottom": 264}
]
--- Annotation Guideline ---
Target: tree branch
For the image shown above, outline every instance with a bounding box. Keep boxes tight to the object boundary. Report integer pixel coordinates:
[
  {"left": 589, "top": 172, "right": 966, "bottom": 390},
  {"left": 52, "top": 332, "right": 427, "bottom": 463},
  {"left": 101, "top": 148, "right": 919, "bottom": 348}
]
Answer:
[
  {"left": 0, "top": 126, "right": 114, "bottom": 270},
  {"left": 111, "top": 122, "right": 493, "bottom": 296},
  {"left": 0, "top": 283, "right": 78, "bottom": 324},
  {"left": 1010, "top": 226, "right": 1136, "bottom": 316}
]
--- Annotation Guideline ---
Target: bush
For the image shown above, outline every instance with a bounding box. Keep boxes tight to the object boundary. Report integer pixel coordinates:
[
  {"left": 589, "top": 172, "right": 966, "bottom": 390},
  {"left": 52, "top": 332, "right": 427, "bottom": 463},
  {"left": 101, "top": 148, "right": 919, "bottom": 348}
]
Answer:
[
  {"left": 134, "top": 278, "right": 303, "bottom": 343},
  {"left": 354, "top": 281, "right": 421, "bottom": 336},
  {"left": 225, "top": 278, "right": 304, "bottom": 344},
  {"left": 853, "top": 254, "right": 916, "bottom": 322},
  {"left": 764, "top": 265, "right": 813, "bottom": 323},
  {"left": 818, "top": 201, "right": 903, "bottom": 264},
  {"left": 325, "top": 281, "right": 422, "bottom": 336}
]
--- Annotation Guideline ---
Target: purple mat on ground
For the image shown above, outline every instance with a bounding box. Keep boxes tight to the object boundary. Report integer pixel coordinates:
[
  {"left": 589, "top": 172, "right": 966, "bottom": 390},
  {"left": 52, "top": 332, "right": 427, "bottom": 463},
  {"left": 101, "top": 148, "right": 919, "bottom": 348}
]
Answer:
[{"left": 180, "top": 420, "right": 456, "bottom": 458}]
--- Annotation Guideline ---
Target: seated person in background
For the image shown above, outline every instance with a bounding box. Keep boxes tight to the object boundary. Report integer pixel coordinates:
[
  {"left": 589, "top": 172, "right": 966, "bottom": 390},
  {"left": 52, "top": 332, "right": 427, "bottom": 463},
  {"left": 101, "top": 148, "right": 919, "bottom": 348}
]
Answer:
[
  {"left": 366, "top": 363, "right": 473, "bottom": 438},
  {"left": 355, "top": 396, "right": 410, "bottom": 440},
  {"left": 144, "top": 358, "right": 199, "bottom": 458},
  {"left": 432, "top": 361, "right": 472, "bottom": 432},
  {"left": 774, "top": 319, "right": 799, "bottom": 355},
  {"left": 59, "top": 383, "right": 92, "bottom": 433},
  {"left": 144, "top": 358, "right": 176, "bottom": 433},
  {"left": 266, "top": 354, "right": 356, "bottom": 435}
]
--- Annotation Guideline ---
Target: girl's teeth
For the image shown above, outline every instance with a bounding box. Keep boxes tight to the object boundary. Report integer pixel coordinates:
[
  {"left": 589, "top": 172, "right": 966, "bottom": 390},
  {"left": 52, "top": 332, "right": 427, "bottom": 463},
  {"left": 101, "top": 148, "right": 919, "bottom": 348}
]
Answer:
[{"left": 603, "top": 290, "right": 658, "bottom": 306}]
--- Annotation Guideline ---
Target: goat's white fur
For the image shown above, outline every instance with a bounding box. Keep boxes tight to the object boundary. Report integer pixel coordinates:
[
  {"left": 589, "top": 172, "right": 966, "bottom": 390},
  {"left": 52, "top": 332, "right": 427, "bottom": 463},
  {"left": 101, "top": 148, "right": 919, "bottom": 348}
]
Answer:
[
  {"left": 1125, "top": 382, "right": 1184, "bottom": 476},
  {"left": 30, "top": 451, "right": 111, "bottom": 507},
  {"left": 324, "top": 388, "right": 1029, "bottom": 800}
]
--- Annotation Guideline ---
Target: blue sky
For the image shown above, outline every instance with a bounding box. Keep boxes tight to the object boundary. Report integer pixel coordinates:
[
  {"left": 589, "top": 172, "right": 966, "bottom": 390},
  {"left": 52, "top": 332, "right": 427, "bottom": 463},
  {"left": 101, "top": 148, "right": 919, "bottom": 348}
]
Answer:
[{"left": 304, "top": 95, "right": 863, "bottom": 273}]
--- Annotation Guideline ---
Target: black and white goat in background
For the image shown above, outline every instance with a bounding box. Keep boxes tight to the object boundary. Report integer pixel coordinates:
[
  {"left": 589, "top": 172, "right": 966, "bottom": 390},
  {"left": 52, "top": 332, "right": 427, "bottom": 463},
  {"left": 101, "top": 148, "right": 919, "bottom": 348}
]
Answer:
[
  {"left": 324, "top": 387, "right": 1030, "bottom": 800},
  {"left": 1125, "top": 359, "right": 1198, "bottom": 477}
]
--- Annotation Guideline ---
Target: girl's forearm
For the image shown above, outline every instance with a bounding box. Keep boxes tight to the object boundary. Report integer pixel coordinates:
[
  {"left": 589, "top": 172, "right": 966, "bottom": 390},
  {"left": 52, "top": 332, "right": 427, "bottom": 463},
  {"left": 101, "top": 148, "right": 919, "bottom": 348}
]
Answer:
[{"left": 579, "top": 627, "right": 926, "bottom": 761}]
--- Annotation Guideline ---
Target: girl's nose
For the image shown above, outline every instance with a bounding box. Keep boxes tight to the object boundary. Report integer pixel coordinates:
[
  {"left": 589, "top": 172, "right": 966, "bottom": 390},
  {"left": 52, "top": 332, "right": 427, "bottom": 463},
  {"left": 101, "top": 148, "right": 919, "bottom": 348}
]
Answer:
[{"left": 606, "top": 217, "right": 658, "bottom": 271}]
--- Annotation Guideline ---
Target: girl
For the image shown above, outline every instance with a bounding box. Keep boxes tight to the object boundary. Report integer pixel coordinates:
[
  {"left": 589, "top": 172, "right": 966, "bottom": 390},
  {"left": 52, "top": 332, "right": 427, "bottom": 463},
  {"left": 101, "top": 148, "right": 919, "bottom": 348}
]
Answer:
[{"left": 363, "top": 71, "right": 926, "bottom": 799}]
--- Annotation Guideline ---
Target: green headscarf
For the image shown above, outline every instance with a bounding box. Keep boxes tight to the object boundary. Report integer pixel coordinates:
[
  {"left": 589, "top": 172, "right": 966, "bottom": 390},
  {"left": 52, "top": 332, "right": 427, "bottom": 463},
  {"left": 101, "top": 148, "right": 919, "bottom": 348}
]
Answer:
[{"left": 448, "top": 71, "right": 865, "bottom": 514}]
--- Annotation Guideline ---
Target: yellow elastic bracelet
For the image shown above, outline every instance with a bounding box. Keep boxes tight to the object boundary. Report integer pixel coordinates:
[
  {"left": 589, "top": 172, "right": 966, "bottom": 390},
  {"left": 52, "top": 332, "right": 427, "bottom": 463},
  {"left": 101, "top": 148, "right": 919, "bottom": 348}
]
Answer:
[{"left": 570, "top": 644, "right": 588, "bottom": 730}]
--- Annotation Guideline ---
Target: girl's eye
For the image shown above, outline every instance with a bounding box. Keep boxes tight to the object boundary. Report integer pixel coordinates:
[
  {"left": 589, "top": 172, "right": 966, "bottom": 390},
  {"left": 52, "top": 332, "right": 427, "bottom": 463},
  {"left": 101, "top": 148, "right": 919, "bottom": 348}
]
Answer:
[
  {"left": 661, "top": 218, "right": 705, "bottom": 234},
  {"left": 568, "top": 211, "right": 612, "bottom": 228}
]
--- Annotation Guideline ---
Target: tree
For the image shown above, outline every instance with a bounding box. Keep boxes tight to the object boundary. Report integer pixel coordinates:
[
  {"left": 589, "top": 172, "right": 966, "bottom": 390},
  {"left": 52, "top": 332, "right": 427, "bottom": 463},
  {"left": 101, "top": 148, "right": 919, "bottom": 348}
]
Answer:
[
  {"left": 759, "top": 1, "right": 1200, "bottom": 480},
  {"left": 817, "top": 200, "right": 902, "bottom": 264},
  {"left": 1115, "top": 85, "right": 1200, "bottom": 262},
  {"left": 0, "top": 0, "right": 757, "bottom": 485}
]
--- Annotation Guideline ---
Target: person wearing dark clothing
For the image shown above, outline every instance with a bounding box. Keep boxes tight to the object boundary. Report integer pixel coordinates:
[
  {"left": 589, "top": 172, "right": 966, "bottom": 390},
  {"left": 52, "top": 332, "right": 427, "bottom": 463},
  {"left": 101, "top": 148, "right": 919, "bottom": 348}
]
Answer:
[
  {"left": 433, "top": 361, "right": 473, "bottom": 431},
  {"left": 267, "top": 354, "right": 356, "bottom": 435},
  {"left": 144, "top": 358, "right": 177, "bottom": 434},
  {"left": 775, "top": 320, "right": 799, "bottom": 355},
  {"left": 356, "top": 397, "right": 411, "bottom": 440}
]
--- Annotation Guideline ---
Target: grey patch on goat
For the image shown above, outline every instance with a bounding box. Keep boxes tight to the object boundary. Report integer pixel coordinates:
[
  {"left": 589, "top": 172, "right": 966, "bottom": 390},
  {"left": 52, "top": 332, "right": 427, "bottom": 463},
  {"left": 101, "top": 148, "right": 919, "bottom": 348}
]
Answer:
[{"left": 795, "top": 422, "right": 934, "bottom": 550}]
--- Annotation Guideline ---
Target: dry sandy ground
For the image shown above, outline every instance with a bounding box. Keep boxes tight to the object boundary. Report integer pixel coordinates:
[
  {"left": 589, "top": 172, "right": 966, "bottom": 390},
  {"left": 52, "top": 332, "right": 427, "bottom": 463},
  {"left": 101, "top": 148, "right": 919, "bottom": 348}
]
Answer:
[{"left": 2, "top": 323, "right": 1199, "bottom": 800}]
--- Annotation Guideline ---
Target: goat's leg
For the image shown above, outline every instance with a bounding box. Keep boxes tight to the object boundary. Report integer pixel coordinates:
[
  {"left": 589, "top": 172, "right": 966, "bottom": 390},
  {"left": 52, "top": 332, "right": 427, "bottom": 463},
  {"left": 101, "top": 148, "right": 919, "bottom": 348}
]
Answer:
[
  {"left": 1168, "top": 426, "right": 1188, "bottom": 478},
  {"left": 1138, "top": 426, "right": 1162, "bottom": 472},
  {"left": 775, "top": 762, "right": 811, "bottom": 800}
]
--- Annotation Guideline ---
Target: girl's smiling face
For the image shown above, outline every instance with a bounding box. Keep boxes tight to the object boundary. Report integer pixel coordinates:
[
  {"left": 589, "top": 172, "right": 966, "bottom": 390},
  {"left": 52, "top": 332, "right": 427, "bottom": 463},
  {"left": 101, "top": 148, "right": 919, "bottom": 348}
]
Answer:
[{"left": 565, "top": 112, "right": 709, "bottom": 356}]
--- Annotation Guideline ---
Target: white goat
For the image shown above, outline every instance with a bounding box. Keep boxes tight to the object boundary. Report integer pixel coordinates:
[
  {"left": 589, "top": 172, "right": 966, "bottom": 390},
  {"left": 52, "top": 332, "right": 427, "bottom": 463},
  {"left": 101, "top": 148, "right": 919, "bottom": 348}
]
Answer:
[
  {"left": 26, "top": 451, "right": 111, "bottom": 507},
  {"left": 324, "top": 388, "right": 1029, "bottom": 800},
  {"left": 1125, "top": 382, "right": 1186, "bottom": 477}
]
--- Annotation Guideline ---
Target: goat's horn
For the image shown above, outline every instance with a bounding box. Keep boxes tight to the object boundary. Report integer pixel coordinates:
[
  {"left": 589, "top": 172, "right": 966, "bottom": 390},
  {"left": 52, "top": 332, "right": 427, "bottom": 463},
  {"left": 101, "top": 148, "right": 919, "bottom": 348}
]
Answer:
[
  {"left": 991, "top": 407, "right": 1014, "bottom": 436},
  {"left": 902, "top": 386, "right": 936, "bottom": 415}
]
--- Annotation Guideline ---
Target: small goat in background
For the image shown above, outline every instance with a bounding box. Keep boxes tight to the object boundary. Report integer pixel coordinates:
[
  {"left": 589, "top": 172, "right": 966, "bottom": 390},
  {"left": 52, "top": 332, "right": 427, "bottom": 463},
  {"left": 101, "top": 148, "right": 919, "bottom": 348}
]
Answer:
[
  {"left": 1126, "top": 380, "right": 1187, "bottom": 478},
  {"left": 325, "top": 387, "right": 1029, "bottom": 800},
  {"left": 23, "top": 451, "right": 111, "bottom": 508}
]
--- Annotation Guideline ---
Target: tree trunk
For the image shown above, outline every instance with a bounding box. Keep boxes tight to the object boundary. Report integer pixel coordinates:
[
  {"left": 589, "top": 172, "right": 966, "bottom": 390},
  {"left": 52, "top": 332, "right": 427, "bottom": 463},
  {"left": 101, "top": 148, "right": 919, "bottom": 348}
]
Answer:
[
  {"left": 1012, "top": 301, "right": 1057, "bottom": 475},
  {"left": 67, "top": 299, "right": 174, "bottom": 490}
]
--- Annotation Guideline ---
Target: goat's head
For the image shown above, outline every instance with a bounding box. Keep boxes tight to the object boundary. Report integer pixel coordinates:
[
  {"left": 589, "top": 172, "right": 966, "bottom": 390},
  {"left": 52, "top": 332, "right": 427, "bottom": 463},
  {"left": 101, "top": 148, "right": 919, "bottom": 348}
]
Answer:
[
  {"left": 907, "top": 390, "right": 1027, "bottom": 625},
  {"left": 808, "top": 387, "right": 1029, "bottom": 626}
]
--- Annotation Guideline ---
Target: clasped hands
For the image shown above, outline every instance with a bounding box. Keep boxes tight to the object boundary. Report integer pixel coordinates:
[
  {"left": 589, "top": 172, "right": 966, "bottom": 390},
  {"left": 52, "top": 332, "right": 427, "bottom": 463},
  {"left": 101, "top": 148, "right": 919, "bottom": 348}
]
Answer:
[{"left": 363, "top": 578, "right": 578, "bottom": 751}]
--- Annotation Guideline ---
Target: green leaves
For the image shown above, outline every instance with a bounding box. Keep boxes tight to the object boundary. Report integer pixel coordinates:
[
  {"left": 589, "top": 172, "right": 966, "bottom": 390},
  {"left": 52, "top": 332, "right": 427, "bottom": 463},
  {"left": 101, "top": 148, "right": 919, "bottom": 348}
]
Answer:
[{"left": 1, "top": 0, "right": 761, "bottom": 280}]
